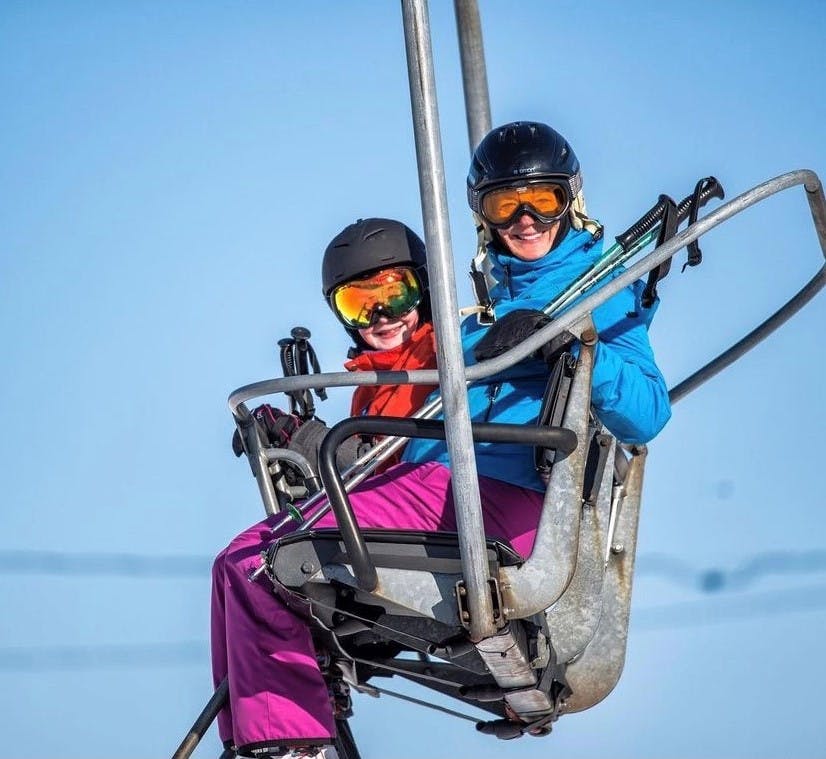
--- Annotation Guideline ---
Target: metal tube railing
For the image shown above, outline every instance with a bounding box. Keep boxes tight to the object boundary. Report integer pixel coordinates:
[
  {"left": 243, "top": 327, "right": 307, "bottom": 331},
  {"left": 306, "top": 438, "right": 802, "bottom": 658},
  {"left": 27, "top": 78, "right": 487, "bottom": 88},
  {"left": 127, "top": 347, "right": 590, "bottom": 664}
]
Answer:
[
  {"left": 316, "top": 417, "right": 577, "bottom": 593},
  {"left": 668, "top": 173, "right": 826, "bottom": 402},
  {"left": 229, "top": 170, "right": 826, "bottom": 415}
]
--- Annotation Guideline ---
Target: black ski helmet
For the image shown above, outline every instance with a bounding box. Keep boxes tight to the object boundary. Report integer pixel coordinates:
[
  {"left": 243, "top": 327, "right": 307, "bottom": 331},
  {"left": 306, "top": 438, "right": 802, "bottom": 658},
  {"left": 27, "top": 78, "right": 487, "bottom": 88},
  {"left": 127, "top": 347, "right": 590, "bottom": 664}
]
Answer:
[
  {"left": 321, "top": 218, "right": 431, "bottom": 350},
  {"left": 467, "top": 121, "right": 583, "bottom": 217}
]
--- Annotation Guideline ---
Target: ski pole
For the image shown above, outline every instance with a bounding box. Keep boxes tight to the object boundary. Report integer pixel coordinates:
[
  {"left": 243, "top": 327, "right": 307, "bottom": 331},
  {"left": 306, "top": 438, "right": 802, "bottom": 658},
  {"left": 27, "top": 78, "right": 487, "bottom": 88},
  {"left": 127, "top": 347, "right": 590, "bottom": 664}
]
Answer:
[
  {"left": 278, "top": 326, "right": 327, "bottom": 421},
  {"left": 545, "top": 177, "right": 723, "bottom": 317},
  {"left": 170, "top": 677, "right": 229, "bottom": 759}
]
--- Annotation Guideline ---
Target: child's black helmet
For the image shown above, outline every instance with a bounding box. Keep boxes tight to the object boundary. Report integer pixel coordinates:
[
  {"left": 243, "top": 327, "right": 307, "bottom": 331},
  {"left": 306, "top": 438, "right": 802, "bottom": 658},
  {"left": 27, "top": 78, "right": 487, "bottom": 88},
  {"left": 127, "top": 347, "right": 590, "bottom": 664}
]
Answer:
[{"left": 321, "top": 218, "right": 430, "bottom": 350}]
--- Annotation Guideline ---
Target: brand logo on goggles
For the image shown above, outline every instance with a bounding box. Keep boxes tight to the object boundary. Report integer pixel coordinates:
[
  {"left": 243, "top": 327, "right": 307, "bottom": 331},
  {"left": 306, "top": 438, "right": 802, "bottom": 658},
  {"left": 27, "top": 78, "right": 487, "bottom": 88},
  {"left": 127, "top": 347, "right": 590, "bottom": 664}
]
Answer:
[{"left": 331, "top": 267, "right": 422, "bottom": 329}]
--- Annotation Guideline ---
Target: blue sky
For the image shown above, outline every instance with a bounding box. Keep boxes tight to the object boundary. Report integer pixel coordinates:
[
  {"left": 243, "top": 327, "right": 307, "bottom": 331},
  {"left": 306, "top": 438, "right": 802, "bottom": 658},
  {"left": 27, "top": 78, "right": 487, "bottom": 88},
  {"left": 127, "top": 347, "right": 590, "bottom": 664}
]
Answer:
[{"left": 1, "top": 2, "right": 825, "bottom": 757}]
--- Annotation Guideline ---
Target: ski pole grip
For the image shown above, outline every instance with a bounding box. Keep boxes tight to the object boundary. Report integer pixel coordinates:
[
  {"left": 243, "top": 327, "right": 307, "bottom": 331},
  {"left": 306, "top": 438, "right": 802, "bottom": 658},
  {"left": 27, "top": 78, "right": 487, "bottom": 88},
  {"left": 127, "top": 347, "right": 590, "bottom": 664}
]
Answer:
[
  {"left": 615, "top": 197, "right": 671, "bottom": 251},
  {"left": 615, "top": 176, "right": 724, "bottom": 251},
  {"left": 291, "top": 326, "right": 312, "bottom": 375},
  {"left": 676, "top": 176, "right": 724, "bottom": 223}
]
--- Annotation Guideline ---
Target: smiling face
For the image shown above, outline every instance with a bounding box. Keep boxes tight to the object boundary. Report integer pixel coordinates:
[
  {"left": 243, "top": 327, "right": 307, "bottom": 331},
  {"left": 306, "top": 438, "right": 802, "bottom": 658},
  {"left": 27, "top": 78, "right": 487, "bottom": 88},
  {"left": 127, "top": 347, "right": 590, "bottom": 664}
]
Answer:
[
  {"left": 357, "top": 307, "right": 421, "bottom": 351},
  {"left": 496, "top": 212, "right": 561, "bottom": 261}
]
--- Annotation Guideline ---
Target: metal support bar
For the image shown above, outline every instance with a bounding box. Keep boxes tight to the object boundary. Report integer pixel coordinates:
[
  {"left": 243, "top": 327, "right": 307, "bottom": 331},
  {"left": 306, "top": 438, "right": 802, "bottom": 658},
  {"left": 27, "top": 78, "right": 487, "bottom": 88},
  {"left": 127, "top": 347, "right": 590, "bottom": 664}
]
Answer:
[
  {"left": 562, "top": 446, "right": 648, "bottom": 714},
  {"left": 498, "top": 319, "right": 597, "bottom": 618},
  {"left": 235, "top": 403, "right": 281, "bottom": 515},
  {"left": 453, "top": 0, "right": 491, "bottom": 152},
  {"left": 401, "top": 0, "right": 495, "bottom": 640},
  {"left": 170, "top": 677, "right": 228, "bottom": 759},
  {"left": 669, "top": 262, "right": 826, "bottom": 403},
  {"left": 544, "top": 435, "right": 616, "bottom": 663}
]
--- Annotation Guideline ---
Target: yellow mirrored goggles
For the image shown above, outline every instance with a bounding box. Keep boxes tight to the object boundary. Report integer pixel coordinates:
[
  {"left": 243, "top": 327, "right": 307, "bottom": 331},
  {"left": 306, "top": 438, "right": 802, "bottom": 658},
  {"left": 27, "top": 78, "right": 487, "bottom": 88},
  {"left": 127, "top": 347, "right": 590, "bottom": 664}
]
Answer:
[
  {"left": 331, "top": 266, "right": 422, "bottom": 328},
  {"left": 480, "top": 182, "right": 570, "bottom": 227}
]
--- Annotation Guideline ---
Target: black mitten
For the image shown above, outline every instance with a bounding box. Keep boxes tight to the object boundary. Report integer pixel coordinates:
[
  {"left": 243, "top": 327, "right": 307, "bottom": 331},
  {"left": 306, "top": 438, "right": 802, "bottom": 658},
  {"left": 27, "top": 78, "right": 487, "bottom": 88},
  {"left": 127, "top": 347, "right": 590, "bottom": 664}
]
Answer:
[
  {"left": 231, "top": 404, "right": 303, "bottom": 457},
  {"left": 538, "top": 329, "right": 577, "bottom": 366},
  {"left": 474, "top": 309, "right": 575, "bottom": 364},
  {"left": 231, "top": 427, "right": 246, "bottom": 457}
]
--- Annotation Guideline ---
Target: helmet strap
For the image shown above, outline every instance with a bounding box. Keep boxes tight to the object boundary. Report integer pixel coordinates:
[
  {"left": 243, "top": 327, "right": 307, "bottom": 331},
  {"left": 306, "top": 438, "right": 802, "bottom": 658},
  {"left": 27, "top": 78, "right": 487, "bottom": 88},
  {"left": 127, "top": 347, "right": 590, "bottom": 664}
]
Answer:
[
  {"left": 569, "top": 190, "right": 604, "bottom": 239},
  {"left": 469, "top": 213, "right": 497, "bottom": 325}
]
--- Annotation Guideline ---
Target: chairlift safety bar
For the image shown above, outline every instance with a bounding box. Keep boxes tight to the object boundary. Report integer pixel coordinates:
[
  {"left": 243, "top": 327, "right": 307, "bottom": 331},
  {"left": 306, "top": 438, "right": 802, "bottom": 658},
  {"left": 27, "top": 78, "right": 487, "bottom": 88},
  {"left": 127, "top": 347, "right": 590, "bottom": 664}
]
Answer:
[{"left": 228, "top": 170, "right": 826, "bottom": 415}]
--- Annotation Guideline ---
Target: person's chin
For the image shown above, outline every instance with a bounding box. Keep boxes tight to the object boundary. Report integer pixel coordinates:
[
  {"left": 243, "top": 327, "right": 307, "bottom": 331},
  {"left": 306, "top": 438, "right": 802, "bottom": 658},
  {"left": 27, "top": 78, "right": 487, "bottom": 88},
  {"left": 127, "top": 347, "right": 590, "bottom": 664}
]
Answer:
[
  {"left": 513, "top": 243, "right": 549, "bottom": 261},
  {"left": 505, "top": 230, "right": 553, "bottom": 259}
]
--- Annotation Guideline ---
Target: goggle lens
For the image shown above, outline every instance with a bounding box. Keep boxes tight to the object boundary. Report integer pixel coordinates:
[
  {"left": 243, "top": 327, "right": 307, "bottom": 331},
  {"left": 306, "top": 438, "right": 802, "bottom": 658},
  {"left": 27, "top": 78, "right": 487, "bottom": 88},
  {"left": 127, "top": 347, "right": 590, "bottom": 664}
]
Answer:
[
  {"left": 332, "top": 267, "right": 422, "bottom": 328},
  {"left": 480, "top": 182, "right": 569, "bottom": 227}
]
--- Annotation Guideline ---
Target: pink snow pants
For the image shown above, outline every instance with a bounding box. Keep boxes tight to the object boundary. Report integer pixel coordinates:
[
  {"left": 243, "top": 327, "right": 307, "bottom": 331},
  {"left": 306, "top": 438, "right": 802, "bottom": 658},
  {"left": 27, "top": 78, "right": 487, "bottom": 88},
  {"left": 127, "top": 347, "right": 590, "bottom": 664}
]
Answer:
[{"left": 210, "top": 461, "right": 544, "bottom": 753}]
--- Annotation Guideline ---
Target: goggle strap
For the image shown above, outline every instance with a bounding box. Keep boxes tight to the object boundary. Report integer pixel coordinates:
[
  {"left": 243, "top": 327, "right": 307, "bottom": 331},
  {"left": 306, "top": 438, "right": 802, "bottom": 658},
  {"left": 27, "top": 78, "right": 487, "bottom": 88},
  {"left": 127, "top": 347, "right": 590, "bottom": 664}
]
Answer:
[{"left": 568, "top": 171, "right": 583, "bottom": 199}]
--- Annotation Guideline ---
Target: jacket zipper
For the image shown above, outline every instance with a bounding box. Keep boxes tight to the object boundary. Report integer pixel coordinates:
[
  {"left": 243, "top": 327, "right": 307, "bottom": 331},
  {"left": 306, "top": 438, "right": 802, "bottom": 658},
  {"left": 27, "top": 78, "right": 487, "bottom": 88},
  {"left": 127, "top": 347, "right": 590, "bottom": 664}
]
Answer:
[
  {"left": 484, "top": 382, "right": 502, "bottom": 422},
  {"left": 503, "top": 263, "right": 515, "bottom": 299}
]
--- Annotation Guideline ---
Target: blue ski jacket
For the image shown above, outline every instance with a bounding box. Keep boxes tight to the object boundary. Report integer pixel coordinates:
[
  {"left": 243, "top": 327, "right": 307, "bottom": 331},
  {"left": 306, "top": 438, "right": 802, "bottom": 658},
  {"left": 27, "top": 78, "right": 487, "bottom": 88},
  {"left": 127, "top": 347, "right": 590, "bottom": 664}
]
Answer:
[{"left": 402, "top": 228, "right": 672, "bottom": 491}]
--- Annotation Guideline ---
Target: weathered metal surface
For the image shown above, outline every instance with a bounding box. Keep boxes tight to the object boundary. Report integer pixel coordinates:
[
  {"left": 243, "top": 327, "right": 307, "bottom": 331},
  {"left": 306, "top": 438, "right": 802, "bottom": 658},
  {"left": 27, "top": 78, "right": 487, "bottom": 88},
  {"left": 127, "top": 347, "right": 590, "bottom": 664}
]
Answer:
[
  {"left": 498, "top": 317, "right": 596, "bottom": 618},
  {"left": 544, "top": 434, "right": 616, "bottom": 663},
  {"left": 561, "top": 446, "right": 647, "bottom": 713},
  {"left": 475, "top": 625, "right": 537, "bottom": 689},
  {"left": 401, "top": 0, "right": 495, "bottom": 641},
  {"left": 453, "top": 0, "right": 491, "bottom": 152}
]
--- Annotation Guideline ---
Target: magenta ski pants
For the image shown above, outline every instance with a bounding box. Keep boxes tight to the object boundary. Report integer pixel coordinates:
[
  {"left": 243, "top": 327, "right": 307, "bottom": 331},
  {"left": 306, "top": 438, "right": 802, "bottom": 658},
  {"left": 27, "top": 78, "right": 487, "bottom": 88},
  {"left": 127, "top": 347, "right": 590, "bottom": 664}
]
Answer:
[{"left": 210, "top": 461, "right": 544, "bottom": 752}]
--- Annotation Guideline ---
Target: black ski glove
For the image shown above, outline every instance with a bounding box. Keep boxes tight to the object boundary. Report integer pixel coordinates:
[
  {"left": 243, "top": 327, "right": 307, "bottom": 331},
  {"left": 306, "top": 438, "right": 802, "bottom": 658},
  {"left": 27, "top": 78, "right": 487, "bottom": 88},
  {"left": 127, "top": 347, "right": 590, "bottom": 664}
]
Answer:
[
  {"left": 473, "top": 308, "right": 576, "bottom": 365},
  {"left": 231, "top": 404, "right": 304, "bottom": 457}
]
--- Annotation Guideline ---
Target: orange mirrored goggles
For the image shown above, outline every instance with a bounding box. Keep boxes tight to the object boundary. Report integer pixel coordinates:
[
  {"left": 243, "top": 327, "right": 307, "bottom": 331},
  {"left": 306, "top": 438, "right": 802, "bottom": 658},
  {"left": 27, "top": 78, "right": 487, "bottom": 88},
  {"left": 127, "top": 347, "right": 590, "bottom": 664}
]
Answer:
[
  {"left": 331, "top": 266, "right": 422, "bottom": 328},
  {"left": 480, "top": 182, "right": 570, "bottom": 227}
]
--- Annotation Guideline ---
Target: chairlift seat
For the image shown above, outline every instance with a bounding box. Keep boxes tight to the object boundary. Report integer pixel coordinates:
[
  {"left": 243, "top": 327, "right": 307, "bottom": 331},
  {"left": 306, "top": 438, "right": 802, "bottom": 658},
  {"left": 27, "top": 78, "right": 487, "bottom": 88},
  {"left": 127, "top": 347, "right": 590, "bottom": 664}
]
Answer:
[
  {"left": 271, "top": 528, "right": 522, "bottom": 655},
  {"left": 244, "top": 323, "right": 649, "bottom": 738},
  {"left": 262, "top": 331, "right": 633, "bottom": 729},
  {"left": 268, "top": 526, "right": 570, "bottom": 726}
]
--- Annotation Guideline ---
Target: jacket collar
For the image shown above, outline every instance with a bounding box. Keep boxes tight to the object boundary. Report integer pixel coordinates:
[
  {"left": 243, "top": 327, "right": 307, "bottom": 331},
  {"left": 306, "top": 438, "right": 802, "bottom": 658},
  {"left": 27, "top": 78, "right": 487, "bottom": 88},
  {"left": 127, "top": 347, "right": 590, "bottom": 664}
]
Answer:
[
  {"left": 486, "top": 228, "right": 599, "bottom": 302},
  {"left": 344, "top": 321, "right": 436, "bottom": 373}
]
